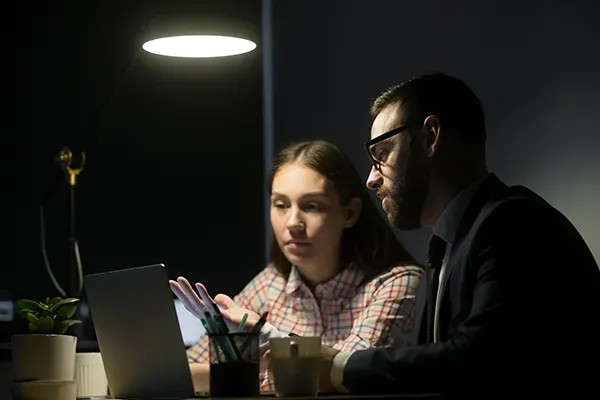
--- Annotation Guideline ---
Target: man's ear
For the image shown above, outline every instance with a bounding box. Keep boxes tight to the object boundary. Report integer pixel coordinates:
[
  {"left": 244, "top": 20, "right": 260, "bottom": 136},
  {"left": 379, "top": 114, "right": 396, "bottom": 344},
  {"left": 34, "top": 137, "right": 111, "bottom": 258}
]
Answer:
[
  {"left": 343, "top": 197, "right": 362, "bottom": 228},
  {"left": 422, "top": 115, "right": 442, "bottom": 157}
]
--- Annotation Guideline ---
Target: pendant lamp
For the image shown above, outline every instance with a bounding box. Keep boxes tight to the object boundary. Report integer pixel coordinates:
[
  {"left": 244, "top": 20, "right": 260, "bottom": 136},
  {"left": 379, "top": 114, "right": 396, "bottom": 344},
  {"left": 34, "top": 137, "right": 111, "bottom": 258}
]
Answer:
[{"left": 141, "top": 0, "right": 258, "bottom": 58}]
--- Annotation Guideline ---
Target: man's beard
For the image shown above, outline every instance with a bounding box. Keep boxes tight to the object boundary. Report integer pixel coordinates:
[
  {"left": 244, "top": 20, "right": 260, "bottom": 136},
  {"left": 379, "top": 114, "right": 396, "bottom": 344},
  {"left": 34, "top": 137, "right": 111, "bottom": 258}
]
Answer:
[{"left": 378, "top": 144, "right": 429, "bottom": 230}]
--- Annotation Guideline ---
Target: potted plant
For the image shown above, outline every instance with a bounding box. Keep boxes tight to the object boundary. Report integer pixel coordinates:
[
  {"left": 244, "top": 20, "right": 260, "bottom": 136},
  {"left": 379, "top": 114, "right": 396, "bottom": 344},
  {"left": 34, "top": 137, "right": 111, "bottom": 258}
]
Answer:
[{"left": 11, "top": 297, "right": 82, "bottom": 382}]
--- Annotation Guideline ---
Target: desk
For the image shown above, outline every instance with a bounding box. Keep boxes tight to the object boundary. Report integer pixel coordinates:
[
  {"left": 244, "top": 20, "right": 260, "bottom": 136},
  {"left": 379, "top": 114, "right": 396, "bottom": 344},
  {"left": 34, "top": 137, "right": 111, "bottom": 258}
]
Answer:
[{"left": 109, "top": 395, "right": 440, "bottom": 400}]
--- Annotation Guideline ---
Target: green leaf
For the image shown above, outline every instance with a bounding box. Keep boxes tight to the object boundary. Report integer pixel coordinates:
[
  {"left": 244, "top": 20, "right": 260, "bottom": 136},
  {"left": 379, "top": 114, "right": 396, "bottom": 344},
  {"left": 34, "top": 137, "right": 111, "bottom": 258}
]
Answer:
[
  {"left": 25, "top": 313, "right": 39, "bottom": 323},
  {"left": 49, "top": 298, "right": 80, "bottom": 313},
  {"left": 37, "top": 316, "right": 54, "bottom": 333},
  {"left": 55, "top": 319, "right": 81, "bottom": 334},
  {"left": 47, "top": 297, "right": 62, "bottom": 307},
  {"left": 16, "top": 299, "right": 42, "bottom": 312},
  {"left": 56, "top": 304, "right": 77, "bottom": 319},
  {"left": 28, "top": 321, "right": 39, "bottom": 332}
]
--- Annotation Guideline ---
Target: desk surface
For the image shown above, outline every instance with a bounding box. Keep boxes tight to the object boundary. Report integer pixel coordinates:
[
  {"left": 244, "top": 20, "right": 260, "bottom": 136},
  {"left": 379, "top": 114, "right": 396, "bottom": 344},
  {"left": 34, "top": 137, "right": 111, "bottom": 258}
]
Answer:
[{"left": 108, "top": 395, "right": 440, "bottom": 400}]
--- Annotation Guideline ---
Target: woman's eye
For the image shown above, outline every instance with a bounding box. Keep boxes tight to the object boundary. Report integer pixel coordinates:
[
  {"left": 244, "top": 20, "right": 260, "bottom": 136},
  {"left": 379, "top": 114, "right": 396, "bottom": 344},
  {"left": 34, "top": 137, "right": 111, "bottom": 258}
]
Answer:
[
  {"left": 304, "top": 203, "right": 320, "bottom": 211},
  {"left": 272, "top": 202, "right": 286, "bottom": 209}
]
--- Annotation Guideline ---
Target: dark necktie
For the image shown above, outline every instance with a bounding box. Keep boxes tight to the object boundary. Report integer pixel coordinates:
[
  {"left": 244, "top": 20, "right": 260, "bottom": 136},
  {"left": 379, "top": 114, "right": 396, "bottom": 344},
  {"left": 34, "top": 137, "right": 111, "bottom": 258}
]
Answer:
[{"left": 426, "top": 233, "right": 447, "bottom": 343}]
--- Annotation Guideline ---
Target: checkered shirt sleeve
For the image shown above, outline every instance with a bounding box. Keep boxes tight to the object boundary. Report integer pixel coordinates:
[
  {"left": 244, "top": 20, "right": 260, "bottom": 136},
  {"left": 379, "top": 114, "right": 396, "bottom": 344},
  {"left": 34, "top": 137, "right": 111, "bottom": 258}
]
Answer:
[{"left": 331, "top": 265, "right": 423, "bottom": 353}]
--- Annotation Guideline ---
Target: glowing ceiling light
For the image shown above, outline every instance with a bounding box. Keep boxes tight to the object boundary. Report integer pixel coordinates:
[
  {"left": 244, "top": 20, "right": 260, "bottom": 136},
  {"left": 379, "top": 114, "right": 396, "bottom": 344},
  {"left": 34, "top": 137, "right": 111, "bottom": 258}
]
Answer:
[{"left": 142, "top": 34, "right": 256, "bottom": 58}]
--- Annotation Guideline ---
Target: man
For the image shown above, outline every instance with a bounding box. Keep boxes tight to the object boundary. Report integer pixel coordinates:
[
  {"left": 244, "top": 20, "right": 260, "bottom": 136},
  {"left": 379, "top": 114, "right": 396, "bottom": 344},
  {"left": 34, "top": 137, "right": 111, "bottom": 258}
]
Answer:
[{"left": 319, "top": 73, "right": 600, "bottom": 397}]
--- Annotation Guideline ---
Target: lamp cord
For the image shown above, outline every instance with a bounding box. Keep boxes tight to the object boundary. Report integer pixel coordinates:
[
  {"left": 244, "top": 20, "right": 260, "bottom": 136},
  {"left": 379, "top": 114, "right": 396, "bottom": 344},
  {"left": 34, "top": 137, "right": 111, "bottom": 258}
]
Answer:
[
  {"left": 37, "top": 50, "right": 144, "bottom": 297},
  {"left": 39, "top": 206, "right": 84, "bottom": 297}
]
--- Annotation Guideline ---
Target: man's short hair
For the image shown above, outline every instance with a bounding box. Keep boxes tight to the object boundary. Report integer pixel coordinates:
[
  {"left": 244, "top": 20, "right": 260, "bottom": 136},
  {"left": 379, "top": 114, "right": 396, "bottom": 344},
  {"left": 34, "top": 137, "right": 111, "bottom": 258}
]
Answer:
[{"left": 371, "top": 72, "right": 486, "bottom": 148}]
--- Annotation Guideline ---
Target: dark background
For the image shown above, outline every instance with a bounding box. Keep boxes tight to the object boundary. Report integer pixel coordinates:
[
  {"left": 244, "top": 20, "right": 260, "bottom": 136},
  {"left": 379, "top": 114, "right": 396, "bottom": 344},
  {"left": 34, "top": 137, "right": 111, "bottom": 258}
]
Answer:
[
  {"left": 12, "top": 0, "right": 265, "bottom": 341},
  {"left": 270, "top": 0, "right": 600, "bottom": 263}
]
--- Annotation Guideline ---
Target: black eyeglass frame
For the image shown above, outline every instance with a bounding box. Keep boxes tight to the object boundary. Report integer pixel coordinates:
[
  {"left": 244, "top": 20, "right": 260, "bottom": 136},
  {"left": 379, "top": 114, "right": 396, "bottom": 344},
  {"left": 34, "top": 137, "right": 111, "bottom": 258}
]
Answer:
[{"left": 364, "top": 124, "right": 412, "bottom": 171}]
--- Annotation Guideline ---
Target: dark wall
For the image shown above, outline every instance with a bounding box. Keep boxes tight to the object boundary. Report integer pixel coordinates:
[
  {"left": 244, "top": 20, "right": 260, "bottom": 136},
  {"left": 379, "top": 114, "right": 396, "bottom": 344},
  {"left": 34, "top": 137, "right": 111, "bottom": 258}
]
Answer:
[
  {"left": 10, "top": 0, "right": 264, "bottom": 341},
  {"left": 271, "top": 0, "right": 600, "bottom": 265}
]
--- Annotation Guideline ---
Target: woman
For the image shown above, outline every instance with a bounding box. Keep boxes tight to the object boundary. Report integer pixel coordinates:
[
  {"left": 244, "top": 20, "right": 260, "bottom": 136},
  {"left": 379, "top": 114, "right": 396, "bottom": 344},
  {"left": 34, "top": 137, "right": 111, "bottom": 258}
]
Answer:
[{"left": 171, "top": 140, "right": 423, "bottom": 392}]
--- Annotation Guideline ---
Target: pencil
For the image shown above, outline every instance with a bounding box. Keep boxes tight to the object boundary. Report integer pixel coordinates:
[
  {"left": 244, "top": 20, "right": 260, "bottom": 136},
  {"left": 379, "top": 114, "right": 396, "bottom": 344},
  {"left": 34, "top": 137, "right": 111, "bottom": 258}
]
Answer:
[
  {"left": 254, "top": 311, "right": 269, "bottom": 333},
  {"left": 204, "top": 311, "right": 235, "bottom": 362},
  {"left": 201, "top": 318, "right": 223, "bottom": 363},
  {"left": 236, "top": 313, "right": 249, "bottom": 332},
  {"left": 238, "top": 311, "right": 269, "bottom": 356}
]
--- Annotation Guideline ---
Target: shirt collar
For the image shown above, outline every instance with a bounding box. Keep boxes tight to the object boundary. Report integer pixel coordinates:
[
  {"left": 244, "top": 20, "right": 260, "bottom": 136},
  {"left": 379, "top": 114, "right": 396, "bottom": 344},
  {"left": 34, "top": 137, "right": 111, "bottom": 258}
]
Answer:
[
  {"left": 433, "top": 173, "right": 491, "bottom": 244},
  {"left": 285, "top": 263, "right": 366, "bottom": 299}
]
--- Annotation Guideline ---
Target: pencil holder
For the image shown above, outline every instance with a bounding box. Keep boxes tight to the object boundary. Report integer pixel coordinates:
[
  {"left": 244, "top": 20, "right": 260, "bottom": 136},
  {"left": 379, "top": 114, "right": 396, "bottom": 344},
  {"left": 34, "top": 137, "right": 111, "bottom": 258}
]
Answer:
[{"left": 208, "top": 332, "right": 260, "bottom": 397}]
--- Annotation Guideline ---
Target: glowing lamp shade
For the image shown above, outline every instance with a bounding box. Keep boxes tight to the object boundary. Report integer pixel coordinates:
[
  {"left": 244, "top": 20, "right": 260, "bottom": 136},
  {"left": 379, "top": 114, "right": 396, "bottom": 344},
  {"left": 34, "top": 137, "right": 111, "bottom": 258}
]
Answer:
[{"left": 142, "top": 34, "right": 257, "bottom": 58}]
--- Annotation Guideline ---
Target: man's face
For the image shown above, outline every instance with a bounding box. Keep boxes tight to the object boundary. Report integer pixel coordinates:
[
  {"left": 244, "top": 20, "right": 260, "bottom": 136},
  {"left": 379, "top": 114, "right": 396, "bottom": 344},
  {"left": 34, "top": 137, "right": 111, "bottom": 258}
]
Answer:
[{"left": 365, "top": 104, "right": 430, "bottom": 230}]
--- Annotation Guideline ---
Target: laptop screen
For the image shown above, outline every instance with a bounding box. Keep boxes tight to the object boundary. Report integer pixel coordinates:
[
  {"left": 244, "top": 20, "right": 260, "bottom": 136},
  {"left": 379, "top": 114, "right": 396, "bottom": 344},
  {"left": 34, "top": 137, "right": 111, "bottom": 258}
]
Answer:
[{"left": 173, "top": 299, "right": 206, "bottom": 347}]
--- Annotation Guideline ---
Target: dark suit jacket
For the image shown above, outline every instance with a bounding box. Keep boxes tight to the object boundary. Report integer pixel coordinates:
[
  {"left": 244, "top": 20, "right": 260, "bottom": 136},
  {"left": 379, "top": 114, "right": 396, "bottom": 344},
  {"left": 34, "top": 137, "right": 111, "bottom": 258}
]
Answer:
[{"left": 343, "top": 174, "right": 600, "bottom": 397}]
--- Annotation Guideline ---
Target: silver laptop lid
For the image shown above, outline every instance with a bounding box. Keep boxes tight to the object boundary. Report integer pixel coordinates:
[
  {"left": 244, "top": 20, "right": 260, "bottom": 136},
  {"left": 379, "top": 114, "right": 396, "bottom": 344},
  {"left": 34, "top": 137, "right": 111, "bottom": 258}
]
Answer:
[{"left": 84, "top": 264, "right": 195, "bottom": 399}]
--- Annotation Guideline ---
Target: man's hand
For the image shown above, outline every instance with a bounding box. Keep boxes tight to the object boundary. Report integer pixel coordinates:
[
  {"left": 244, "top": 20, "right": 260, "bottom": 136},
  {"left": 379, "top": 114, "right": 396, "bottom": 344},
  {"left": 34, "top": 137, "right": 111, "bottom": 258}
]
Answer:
[{"left": 318, "top": 346, "right": 341, "bottom": 393}]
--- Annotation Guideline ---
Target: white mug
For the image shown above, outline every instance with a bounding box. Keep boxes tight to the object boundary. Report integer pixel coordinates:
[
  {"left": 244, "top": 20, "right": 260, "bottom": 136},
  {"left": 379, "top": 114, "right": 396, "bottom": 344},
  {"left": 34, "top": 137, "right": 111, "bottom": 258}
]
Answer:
[
  {"left": 268, "top": 336, "right": 321, "bottom": 397},
  {"left": 74, "top": 352, "right": 108, "bottom": 397}
]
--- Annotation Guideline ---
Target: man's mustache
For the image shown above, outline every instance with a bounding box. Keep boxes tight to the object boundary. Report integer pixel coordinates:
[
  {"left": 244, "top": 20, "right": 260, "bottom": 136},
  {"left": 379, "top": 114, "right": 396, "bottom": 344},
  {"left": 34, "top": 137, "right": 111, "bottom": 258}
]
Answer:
[{"left": 376, "top": 187, "right": 390, "bottom": 199}]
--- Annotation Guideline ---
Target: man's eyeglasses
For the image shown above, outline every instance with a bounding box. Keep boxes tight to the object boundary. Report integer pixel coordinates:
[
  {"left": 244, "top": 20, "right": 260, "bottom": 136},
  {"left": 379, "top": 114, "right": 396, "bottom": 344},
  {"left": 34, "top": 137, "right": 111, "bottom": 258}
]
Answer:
[{"left": 364, "top": 124, "right": 412, "bottom": 171}]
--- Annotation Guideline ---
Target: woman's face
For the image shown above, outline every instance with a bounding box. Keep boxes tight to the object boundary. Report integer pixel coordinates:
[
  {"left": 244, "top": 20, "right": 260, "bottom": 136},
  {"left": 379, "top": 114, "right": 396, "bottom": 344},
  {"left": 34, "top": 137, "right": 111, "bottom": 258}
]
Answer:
[{"left": 270, "top": 162, "right": 360, "bottom": 277}]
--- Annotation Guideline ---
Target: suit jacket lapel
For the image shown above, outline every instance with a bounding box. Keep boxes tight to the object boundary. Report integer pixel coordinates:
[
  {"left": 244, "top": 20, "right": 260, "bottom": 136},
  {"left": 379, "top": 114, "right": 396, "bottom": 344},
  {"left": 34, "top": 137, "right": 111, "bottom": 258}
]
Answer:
[
  {"left": 413, "top": 270, "right": 429, "bottom": 345},
  {"left": 436, "top": 174, "right": 507, "bottom": 310}
]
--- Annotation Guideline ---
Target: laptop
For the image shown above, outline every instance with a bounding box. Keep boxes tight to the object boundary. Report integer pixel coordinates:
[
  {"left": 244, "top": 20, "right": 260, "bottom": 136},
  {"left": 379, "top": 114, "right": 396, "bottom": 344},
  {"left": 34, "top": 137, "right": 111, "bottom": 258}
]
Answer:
[{"left": 84, "top": 263, "right": 199, "bottom": 399}]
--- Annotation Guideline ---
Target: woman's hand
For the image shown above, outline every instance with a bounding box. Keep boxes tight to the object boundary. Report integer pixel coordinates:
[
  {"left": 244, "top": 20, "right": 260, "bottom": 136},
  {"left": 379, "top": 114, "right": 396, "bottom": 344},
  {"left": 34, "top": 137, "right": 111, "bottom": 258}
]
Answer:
[
  {"left": 259, "top": 343, "right": 272, "bottom": 374},
  {"left": 169, "top": 276, "right": 260, "bottom": 331},
  {"left": 212, "top": 293, "right": 261, "bottom": 328}
]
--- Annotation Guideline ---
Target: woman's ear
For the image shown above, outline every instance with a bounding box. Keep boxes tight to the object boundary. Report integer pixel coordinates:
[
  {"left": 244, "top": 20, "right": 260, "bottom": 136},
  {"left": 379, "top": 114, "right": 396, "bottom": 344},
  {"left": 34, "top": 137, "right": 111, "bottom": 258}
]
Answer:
[{"left": 343, "top": 197, "right": 362, "bottom": 228}]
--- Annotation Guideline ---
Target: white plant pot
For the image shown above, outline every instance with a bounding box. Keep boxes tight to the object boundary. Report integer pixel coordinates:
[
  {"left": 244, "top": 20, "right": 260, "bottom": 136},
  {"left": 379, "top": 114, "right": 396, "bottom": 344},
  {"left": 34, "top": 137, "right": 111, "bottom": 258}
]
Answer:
[
  {"left": 75, "top": 352, "right": 108, "bottom": 397},
  {"left": 11, "top": 334, "right": 77, "bottom": 382}
]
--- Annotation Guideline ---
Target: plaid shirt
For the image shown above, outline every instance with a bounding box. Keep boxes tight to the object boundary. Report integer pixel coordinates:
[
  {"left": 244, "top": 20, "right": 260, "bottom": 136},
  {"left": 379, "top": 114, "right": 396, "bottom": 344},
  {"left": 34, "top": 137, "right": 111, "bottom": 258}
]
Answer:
[{"left": 187, "top": 263, "right": 423, "bottom": 390}]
